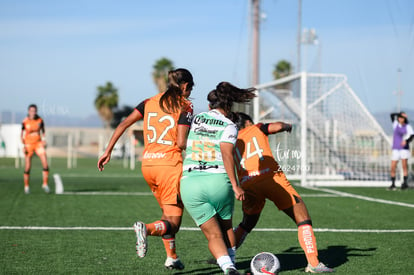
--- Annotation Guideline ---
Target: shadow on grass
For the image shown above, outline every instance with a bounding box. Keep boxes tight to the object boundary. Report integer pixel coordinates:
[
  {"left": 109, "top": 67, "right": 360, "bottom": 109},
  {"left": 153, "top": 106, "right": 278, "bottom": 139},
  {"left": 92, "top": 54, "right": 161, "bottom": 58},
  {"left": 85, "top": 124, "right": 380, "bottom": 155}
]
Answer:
[
  {"left": 235, "top": 245, "right": 376, "bottom": 273},
  {"left": 163, "top": 245, "right": 376, "bottom": 274}
]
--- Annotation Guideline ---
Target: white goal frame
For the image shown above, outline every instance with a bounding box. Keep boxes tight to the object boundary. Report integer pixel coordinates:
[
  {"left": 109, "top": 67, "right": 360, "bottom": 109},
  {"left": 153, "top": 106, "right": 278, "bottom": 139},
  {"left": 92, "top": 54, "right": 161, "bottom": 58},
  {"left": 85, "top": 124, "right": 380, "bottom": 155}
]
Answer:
[{"left": 253, "top": 72, "right": 392, "bottom": 187}]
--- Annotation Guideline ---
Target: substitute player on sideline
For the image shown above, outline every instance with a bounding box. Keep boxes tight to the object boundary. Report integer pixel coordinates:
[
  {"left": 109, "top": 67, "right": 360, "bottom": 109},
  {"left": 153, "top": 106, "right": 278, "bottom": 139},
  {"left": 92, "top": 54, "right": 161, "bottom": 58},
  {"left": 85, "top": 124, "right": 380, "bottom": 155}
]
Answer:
[
  {"left": 232, "top": 112, "right": 334, "bottom": 273},
  {"left": 389, "top": 111, "right": 413, "bottom": 190},
  {"left": 98, "top": 68, "right": 194, "bottom": 270},
  {"left": 180, "top": 82, "right": 255, "bottom": 275},
  {"left": 21, "top": 104, "right": 50, "bottom": 194}
]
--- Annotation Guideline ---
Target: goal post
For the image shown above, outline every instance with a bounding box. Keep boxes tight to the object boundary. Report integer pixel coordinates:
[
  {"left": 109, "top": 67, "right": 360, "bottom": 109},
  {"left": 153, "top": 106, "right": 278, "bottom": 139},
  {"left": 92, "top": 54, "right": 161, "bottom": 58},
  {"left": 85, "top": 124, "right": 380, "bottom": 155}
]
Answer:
[{"left": 253, "top": 73, "right": 392, "bottom": 187}]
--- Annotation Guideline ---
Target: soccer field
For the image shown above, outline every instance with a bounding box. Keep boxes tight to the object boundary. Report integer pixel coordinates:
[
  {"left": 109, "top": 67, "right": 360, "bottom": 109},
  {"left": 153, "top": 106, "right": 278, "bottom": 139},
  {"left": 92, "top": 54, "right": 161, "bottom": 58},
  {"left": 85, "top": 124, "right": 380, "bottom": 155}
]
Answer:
[{"left": 0, "top": 157, "right": 413, "bottom": 274}]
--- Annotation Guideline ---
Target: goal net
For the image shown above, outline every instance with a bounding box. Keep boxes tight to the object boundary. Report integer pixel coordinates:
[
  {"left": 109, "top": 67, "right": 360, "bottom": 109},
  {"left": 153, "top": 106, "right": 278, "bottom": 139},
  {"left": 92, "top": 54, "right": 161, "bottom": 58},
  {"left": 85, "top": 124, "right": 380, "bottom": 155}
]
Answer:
[{"left": 253, "top": 72, "right": 392, "bottom": 186}]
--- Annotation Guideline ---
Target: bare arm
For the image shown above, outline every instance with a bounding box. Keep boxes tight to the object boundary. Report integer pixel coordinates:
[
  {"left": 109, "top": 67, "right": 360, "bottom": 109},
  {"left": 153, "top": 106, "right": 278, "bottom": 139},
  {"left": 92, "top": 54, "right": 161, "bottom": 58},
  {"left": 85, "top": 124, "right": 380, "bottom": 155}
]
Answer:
[
  {"left": 390, "top": 113, "right": 399, "bottom": 122},
  {"left": 176, "top": 125, "right": 190, "bottom": 150},
  {"left": 267, "top": 122, "right": 292, "bottom": 135},
  {"left": 220, "top": 142, "right": 245, "bottom": 201},
  {"left": 97, "top": 109, "right": 142, "bottom": 171},
  {"left": 40, "top": 120, "right": 46, "bottom": 144},
  {"left": 21, "top": 130, "right": 25, "bottom": 144}
]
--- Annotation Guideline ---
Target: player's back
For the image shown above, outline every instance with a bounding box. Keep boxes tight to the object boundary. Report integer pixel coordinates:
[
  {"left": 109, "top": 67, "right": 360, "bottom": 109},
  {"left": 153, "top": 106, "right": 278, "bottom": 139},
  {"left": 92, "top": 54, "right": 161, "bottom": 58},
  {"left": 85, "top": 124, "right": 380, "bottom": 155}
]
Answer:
[
  {"left": 235, "top": 124, "right": 279, "bottom": 185},
  {"left": 183, "top": 110, "right": 237, "bottom": 175},
  {"left": 142, "top": 93, "right": 187, "bottom": 166}
]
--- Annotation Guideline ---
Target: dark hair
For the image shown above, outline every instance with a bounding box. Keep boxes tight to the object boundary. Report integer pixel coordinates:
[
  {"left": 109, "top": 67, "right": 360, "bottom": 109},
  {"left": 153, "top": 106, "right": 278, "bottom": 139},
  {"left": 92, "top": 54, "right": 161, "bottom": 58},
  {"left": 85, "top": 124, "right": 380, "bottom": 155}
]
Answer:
[
  {"left": 28, "top": 104, "right": 37, "bottom": 110},
  {"left": 398, "top": 111, "right": 409, "bottom": 124},
  {"left": 207, "top": 82, "right": 256, "bottom": 115},
  {"left": 159, "top": 68, "right": 194, "bottom": 113},
  {"left": 233, "top": 112, "right": 254, "bottom": 130},
  {"left": 27, "top": 104, "right": 40, "bottom": 119}
]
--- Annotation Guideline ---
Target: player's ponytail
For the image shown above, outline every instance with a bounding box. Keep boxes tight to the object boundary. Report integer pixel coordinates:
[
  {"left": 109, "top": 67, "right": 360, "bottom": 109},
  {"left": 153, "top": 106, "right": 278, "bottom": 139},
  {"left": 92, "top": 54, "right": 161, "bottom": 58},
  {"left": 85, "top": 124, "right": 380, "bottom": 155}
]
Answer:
[
  {"left": 207, "top": 82, "right": 256, "bottom": 115},
  {"left": 159, "top": 68, "right": 194, "bottom": 114}
]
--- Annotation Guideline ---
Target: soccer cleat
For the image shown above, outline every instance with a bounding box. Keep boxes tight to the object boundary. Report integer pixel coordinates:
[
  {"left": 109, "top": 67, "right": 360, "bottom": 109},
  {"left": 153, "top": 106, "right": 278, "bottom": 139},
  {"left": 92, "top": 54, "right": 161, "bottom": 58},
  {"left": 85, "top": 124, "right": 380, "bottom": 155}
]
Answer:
[
  {"left": 387, "top": 185, "right": 396, "bottom": 191},
  {"left": 305, "top": 262, "right": 334, "bottom": 273},
  {"left": 224, "top": 267, "right": 240, "bottom": 275},
  {"left": 401, "top": 183, "right": 408, "bottom": 190},
  {"left": 24, "top": 186, "right": 30, "bottom": 194},
  {"left": 164, "top": 257, "right": 185, "bottom": 270},
  {"left": 133, "top": 221, "right": 147, "bottom": 258},
  {"left": 42, "top": 185, "right": 50, "bottom": 194}
]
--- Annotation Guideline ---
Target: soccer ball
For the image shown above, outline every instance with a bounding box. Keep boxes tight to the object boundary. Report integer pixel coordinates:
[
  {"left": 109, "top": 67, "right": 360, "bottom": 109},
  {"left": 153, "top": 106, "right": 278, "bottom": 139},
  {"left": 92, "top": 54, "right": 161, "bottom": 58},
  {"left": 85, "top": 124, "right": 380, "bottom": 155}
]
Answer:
[{"left": 250, "top": 252, "right": 280, "bottom": 275}]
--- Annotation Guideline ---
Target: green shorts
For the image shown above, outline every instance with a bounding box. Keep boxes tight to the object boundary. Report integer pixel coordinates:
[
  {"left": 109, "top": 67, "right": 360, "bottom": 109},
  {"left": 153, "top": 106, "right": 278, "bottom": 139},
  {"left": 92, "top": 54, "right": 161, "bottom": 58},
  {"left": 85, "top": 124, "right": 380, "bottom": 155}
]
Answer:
[{"left": 180, "top": 173, "right": 235, "bottom": 226}]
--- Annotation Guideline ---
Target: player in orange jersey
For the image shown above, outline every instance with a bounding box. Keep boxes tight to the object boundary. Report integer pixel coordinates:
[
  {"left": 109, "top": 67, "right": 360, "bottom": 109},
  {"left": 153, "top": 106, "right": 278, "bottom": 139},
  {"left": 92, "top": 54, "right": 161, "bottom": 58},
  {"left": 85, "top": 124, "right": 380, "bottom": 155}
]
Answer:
[
  {"left": 97, "top": 68, "right": 194, "bottom": 270},
  {"left": 21, "top": 104, "right": 50, "bottom": 194},
  {"left": 232, "top": 112, "right": 334, "bottom": 273}
]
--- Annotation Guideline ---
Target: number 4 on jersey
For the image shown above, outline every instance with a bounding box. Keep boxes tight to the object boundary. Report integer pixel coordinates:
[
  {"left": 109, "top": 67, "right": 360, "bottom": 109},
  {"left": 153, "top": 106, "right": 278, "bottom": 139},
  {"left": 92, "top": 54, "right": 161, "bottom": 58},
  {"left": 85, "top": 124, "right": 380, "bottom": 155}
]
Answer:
[{"left": 235, "top": 137, "right": 264, "bottom": 169}]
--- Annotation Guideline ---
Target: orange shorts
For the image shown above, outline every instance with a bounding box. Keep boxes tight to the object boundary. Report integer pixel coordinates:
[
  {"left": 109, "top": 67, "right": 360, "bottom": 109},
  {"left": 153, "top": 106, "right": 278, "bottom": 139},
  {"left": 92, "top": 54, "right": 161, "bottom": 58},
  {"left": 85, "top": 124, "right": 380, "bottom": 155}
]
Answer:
[
  {"left": 141, "top": 163, "right": 184, "bottom": 216},
  {"left": 24, "top": 142, "right": 45, "bottom": 158},
  {"left": 241, "top": 171, "right": 301, "bottom": 215}
]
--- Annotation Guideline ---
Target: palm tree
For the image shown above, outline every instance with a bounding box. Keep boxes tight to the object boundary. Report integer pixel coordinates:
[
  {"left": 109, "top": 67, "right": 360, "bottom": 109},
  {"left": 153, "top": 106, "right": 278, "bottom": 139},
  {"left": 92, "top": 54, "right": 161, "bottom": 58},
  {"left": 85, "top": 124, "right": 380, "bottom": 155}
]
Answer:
[
  {"left": 152, "top": 57, "right": 174, "bottom": 93},
  {"left": 94, "top": 81, "right": 119, "bottom": 128},
  {"left": 272, "top": 60, "right": 292, "bottom": 89},
  {"left": 272, "top": 60, "right": 292, "bottom": 80}
]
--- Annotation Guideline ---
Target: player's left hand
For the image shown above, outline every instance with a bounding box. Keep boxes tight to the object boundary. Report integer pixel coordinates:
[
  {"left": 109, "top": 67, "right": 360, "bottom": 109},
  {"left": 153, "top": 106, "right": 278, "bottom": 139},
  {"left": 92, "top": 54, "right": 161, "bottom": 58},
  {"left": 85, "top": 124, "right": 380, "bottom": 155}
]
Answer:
[
  {"left": 285, "top": 123, "right": 292, "bottom": 133},
  {"left": 233, "top": 185, "right": 245, "bottom": 201}
]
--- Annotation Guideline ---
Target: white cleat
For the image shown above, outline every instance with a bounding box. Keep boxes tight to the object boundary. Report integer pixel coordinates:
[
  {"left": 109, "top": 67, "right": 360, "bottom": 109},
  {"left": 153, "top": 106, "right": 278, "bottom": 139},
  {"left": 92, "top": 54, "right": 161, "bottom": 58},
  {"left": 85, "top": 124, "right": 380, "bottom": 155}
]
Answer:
[
  {"left": 164, "top": 257, "right": 185, "bottom": 270},
  {"left": 305, "top": 262, "right": 335, "bottom": 273},
  {"left": 42, "top": 185, "right": 50, "bottom": 194},
  {"left": 133, "top": 221, "right": 147, "bottom": 258}
]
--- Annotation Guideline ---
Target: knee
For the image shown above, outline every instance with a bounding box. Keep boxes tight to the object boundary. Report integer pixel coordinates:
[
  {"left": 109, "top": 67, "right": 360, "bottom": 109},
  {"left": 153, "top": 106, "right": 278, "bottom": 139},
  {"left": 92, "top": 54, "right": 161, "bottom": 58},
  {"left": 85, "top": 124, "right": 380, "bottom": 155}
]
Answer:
[{"left": 205, "top": 231, "right": 223, "bottom": 242}]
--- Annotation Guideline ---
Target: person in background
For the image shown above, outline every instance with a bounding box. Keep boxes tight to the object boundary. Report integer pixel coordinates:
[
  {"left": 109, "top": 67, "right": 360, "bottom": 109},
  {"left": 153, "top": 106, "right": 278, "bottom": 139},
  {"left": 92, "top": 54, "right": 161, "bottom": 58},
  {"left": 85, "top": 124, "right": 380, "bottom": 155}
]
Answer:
[
  {"left": 389, "top": 111, "right": 413, "bottom": 190},
  {"left": 232, "top": 112, "right": 334, "bottom": 273},
  {"left": 98, "top": 68, "right": 194, "bottom": 270},
  {"left": 21, "top": 104, "right": 50, "bottom": 194}
]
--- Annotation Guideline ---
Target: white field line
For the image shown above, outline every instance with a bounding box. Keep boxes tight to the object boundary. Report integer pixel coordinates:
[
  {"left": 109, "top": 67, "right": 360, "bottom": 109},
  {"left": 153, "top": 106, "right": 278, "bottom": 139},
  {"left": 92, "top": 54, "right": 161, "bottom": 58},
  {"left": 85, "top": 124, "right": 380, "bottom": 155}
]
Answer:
[
  {"left": 61, "top": 192, "right": 153, "bottom": 196},
  {"left": 62, "top": 174, "right": 143, "bottom": 178},
  {"left": 59, "top": 192, "right": 336, "bottom": 197},
  {"left": 0, "top": 226, "right": 413, "bottom": 233},
  {"left": 304, "top": 186, "right": 414, "bottom": 208}
]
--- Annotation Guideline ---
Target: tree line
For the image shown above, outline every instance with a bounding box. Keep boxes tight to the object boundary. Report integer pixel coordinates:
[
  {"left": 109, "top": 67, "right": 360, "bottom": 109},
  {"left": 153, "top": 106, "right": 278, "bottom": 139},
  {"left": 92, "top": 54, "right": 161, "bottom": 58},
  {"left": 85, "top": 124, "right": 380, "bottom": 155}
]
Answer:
[{"left": 94, "top": 58, "right": 291, "bottom": 129}]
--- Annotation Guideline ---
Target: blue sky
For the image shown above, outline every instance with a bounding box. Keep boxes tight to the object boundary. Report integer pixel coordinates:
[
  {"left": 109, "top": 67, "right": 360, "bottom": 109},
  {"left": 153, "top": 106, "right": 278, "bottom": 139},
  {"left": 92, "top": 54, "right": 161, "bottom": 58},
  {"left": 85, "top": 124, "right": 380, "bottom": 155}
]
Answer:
[{"left": 0, "top": 0, "right": 413, "bottom": 120}]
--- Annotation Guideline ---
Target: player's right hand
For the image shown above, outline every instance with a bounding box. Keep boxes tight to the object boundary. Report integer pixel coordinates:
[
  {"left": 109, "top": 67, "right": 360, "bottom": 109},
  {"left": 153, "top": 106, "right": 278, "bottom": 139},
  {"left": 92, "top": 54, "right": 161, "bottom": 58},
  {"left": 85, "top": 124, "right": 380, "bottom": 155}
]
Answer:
[{"left": 97, "top": 152, "right": 111, "bottom": 171}]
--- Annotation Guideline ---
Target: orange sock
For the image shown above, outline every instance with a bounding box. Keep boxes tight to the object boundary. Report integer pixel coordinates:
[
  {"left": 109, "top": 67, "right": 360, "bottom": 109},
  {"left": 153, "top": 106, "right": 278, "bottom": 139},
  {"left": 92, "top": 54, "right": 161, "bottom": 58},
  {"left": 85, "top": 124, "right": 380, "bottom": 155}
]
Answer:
[
  {"left": 162, "top": 236, "right": 177, "bottom": 259},
  {"left": 42, "top": 170, "right": 49, "bottom": 186},
  {"left": 146, "top": 220, "right": 168, "bottom": 236},
  {"left": 298, "top": 224, "right": 319, "bottom": 267},
  {"left": 24, "top": 173, "right": 30, "bottom": 187}
]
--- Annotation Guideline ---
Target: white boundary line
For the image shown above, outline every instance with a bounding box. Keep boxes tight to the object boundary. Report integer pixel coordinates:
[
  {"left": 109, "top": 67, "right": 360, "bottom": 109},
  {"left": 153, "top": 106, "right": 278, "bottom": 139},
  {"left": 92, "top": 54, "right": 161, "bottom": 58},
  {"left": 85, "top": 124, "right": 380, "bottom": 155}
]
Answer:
[
  {"left": 58, "top": 192, "right": 336, "bottom": 197},
  {"left": 61, "top": 192, "right": 154, "bottom": 196},
  {"left": 303, "top": 186, "right": 414, "bottom": 208},
  {"left": 62, "top": 174, "right": 143, "bottom": 178},
  {"left": 0, "top": 226, "right": 412, "bottom": 233}
]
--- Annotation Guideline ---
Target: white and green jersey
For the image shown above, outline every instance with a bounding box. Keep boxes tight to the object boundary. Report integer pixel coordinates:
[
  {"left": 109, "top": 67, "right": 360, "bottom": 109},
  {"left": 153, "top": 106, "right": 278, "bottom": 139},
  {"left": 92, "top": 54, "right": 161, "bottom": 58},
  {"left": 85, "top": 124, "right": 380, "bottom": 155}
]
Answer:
[{"left": 183, "top": 109, "right": 238, "bottom": 175}]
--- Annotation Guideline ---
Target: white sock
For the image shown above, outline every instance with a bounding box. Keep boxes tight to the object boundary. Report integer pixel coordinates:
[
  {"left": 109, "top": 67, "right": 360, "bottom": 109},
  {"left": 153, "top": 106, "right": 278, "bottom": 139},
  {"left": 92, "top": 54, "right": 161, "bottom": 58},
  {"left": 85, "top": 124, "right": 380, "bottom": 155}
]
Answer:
[
  {"left": 228, "top": 246, "right": 236, "bottom": 264},
  {"left": 217, "top": 255, "right": 234, "bottom": 272}
]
